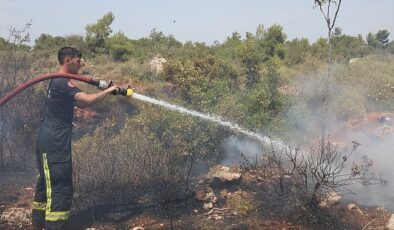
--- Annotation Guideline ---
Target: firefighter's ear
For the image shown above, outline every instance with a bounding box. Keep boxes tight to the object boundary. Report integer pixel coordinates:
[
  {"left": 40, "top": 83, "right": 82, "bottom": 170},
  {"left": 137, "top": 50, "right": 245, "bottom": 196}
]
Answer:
[{"left": 64, "top": 57, "right": 71, "bottom": 65}]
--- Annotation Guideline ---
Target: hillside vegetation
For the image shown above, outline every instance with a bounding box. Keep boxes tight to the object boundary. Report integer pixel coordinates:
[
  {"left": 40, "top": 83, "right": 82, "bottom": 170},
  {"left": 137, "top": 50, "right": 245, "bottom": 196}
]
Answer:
[{"left": 0, "top": 12, "right": 393, "bottom": 229}]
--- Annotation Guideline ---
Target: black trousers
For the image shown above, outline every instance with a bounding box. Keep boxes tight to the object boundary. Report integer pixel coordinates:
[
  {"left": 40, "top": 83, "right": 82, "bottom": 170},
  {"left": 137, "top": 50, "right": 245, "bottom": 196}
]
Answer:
[{"left": 32, "top": 149, "right": 73, "bottom": 230}]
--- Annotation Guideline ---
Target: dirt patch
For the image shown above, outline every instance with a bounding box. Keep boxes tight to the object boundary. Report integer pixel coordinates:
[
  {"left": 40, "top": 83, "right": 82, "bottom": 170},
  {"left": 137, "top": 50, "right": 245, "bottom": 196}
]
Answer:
[
  {"left": 0, "top": 170, "right": 35, "bottom": 229},
  {"left": 0, "top": 169, "right": 392, "bottom": 229}
]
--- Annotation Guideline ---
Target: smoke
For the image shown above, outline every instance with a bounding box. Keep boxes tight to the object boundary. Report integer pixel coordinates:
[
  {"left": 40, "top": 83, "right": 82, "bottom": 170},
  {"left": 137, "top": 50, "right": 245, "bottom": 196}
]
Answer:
[
  {"left": 220, "top": 136, "right": 262, "bottom": 166},
  {"left": 343, "top": 127, "right": 394, "bottom": 210},
  {"left": 284, "top": 65, "right": 394, "bottom": 210},
  {"left": 219, "top": 64, "right": 394, "bottom": 209},
  {"left": 284, "top": 66, "right": 368, "bottom": 144}
]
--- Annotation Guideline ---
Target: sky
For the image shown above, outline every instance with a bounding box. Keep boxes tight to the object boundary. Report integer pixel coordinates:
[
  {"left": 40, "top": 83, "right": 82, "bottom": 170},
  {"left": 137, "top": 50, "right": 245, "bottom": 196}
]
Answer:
[{"left": 0, "top": 0, "right": 393, "bottom": 45}]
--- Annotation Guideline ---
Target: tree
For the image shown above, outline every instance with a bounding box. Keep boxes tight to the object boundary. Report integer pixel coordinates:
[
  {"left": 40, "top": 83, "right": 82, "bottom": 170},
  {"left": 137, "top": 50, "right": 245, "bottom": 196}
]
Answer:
[
  {"left": 263, "top": 24, "right": 287, "bottom": 59},
  {"left": 85, "top": 12, "right": 115, "bottom": 54},
  {"left": 105, "top": 31, "right": 133, "bottom": 62},
  {"left": 376, "top": 29, "right": 390, "bottom": 48},
  {"left": 161, "top": 56, "right": 239, "bottom": 110},
  {"left": 314, "top": 0, "right": 342, "bottom": 72},
  {"left": 331, "top": 27, "right": 367, "bottom": 60},
  {"left": 215, "top": 32, "right": 243, "bottom": 61},
  {"left": 239, "top": 36, "right": 265, "bottom": 88},
  {"left": 310, "top": 38, "right": 329, "bottom": 61},
  {"left": 64, "top": 35, "right": 87, "bottom": 54},
  {"left": 285, "top": 38, "right": 310, "bottom": 65},
  {"left": 366, "top": 30, "right": 390, "bottom": 49},
  {"left": 314, "top": 0, "right": 343, "bottom": 149},
  {"left": 34, "top": 34, "right": 66, "bottom": 53}
]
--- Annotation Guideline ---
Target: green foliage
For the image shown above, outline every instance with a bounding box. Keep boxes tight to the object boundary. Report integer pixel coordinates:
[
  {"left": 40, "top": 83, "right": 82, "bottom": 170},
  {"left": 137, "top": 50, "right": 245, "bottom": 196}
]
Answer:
[
  {"left": 263, "top": 24, "right": 287, "bottom": 59},
  {"left": 238, "top": 36, "right": 265, "bottom": 88},
  {"left": 341, "top": 55, "right": 394, "bottom": 111},
  {"left": 105, "top": 31, "right": 133, "bottom": 62},
  {"left": 32, "top": 34, "right": 87, "bottom": 59},
  {"left": 181, "top": 41, "right": 213, "bottom": 61},
  {"left": 215, "top": 32, "right": 243, "bottom": 61},
  {"left": 34, "top": 34, "right": 65, "bottom": 51},
  {"left": 285, "top": 38, "right": 310, "bottom": 65},
  {"left": 331, "top": 27, "right": 369, "bottom": 60},
  {"left": 376, "top": 29, "right": 390, "bottom": 47},
  {"left": 137, "top": 105, "right": 228, "bottom": 160},
  {"left": 161, "top": 56, "right": 239, "bottom": 111},
  {"left": 366, "top": 32, "right": 378, "bottom": 47},
  {"left": 367, "top": 29, "right": 391, "bottom": 49},
  {"left": 129, "top": 28, "right": 184, "bottom": 62},
  {"left": 64, "top": 35, "right": 87, "bottom": 53},
  {"left": 236, "top": 24, "right": 287, "bottom": 88},
  {"left": 218, "top": 59, "right": 285, "bottom": 132},
  {"left": 0, "top": 37, "right": 6, "bottom": 49},
  {"left": 85, "top": 12, "right": 115, "bottom": 55},
  {"left": 310, "top": 38, "right": 329, "bottom": 61},
  {"left": 227, "top": 194, "right": 253, "bottom": 216}
]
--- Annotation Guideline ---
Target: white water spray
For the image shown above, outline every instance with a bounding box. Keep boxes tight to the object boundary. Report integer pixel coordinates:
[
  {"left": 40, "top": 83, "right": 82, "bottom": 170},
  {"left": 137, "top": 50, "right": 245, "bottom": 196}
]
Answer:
[{"left": 132, "top": 93, "right": 284, "bottom": 148}]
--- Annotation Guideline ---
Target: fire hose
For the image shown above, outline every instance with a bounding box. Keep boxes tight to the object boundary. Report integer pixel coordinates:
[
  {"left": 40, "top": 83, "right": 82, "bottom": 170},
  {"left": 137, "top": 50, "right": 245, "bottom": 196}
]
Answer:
[{"left": 0, "top": 72, "right": 133, "bottom": 107}]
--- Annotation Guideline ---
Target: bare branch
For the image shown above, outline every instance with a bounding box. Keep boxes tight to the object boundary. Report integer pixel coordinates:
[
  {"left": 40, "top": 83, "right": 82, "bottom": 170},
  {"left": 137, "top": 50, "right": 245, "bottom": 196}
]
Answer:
[{"left": 330, "top": 0, "right": 342, "bottom": 30}]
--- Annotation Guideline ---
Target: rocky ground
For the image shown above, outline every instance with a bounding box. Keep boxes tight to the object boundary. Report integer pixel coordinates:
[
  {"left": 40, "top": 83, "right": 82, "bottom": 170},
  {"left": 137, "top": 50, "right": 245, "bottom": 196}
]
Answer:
[{"left": 1, "top": 165, "right": 393, "bottom": 230}]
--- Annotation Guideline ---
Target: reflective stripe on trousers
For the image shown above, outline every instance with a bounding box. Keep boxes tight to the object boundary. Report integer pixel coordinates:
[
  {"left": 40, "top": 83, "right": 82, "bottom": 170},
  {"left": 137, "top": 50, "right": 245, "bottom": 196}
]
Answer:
[{"left": 42, "top": 153, "right": 70, "bottom": 222}]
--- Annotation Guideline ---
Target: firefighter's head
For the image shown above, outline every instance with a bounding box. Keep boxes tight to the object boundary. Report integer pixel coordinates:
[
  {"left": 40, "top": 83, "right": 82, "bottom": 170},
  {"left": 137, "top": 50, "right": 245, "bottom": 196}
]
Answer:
[{"left": 58, "top": 47, "right": 82, "bottom": 74}]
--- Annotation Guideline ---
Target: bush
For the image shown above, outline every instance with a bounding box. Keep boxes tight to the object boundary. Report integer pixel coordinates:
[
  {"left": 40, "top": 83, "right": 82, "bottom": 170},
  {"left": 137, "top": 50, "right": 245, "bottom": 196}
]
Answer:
[
  {"left": 72, "top": 103, "right": 230, "bottom": 210},
  {"left": 0, "top": 25, "right": 42, "bottom": 170}
]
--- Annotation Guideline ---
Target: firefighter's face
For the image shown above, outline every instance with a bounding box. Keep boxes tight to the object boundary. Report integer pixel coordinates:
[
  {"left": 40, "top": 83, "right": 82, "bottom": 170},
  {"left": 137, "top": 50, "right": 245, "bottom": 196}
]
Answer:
[{"left": 65, "top": 56, "right": 82, "bottom": 74}]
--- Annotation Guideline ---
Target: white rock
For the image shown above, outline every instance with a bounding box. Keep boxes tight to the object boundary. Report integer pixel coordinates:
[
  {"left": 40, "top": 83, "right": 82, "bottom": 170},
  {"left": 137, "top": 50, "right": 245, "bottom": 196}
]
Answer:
[
  {"left": 203, "top": 202, "right": 213, "bottom": 209},
  {"left": 346, "top": 203, "right": 364, "bottom": 215},
  {"left": 132, "top": 227, "right": 145, "bottom": 230},
  {"left": 387, "top": 214, "right": 394, "bottom": 230},
  {"left": 318, "top": 191, "right": 342, "bottom": 208}
]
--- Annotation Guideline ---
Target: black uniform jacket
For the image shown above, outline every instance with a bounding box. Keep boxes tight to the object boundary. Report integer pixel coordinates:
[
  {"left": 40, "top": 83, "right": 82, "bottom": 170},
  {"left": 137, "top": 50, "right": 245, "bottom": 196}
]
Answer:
[{"left": 37, "top": 77, "right": 81, "bottom": 162}]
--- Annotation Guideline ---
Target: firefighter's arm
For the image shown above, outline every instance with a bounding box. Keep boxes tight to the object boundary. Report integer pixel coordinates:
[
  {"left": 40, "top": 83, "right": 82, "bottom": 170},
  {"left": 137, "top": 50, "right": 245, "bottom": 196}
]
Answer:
[{"left": 74, "top": 85, "right": 118, "bottom": 109}]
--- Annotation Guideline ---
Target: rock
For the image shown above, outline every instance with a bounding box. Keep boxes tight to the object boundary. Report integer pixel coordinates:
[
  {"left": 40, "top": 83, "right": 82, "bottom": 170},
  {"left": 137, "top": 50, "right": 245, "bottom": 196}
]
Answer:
[
  {"left": 349, "top": 58, "right": 360, "bottom": 64},
  {"left": 375, "top": 206, "right": 388, "bottom": 213},
  {"left": 387, "top": 214, "right": 394, "bottom": 230},
  {"left": 318, "top": 191, "right": 342, "bottom": 208},
  {"left": 194, "top": 187, "right": 217, "bottom": 203},
  {"left": 132, "top": 227, "right": 145, "bottom": 230},
  {"left": 220, "top": 189, "right": 228, "bottom": 199},
  {"left": 149, "top": 56, "right": 167, "bottom": 74},
  {"left": 206, "top": 190, "right": 217, "bottom": 204},
  {"left": 104, "top": 206, "right": 139, "bottom": 222},
  {"left": 194, "top": 189, "right": 207, "bottom": 202},
  {"left": 203, "top": 202, "right": 213, "bottom": 209},
  {"left": 379, "top": 116, "right": 392, "bottom": 124},
  {"left": 346, "top": 203, "right": 364, "bottom": 215},
  {"left": 208, "top": 165, "right": 242, "bottom": 188},
  {"left": 212, "top": 214, "right": 222, "bottom": 220}
]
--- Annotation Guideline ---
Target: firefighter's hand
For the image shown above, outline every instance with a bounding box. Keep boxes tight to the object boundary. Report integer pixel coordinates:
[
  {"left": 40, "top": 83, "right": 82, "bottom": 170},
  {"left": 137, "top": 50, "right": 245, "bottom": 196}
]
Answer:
[{"left": 105, "top": 85, "right": 119, "bottom": 95}]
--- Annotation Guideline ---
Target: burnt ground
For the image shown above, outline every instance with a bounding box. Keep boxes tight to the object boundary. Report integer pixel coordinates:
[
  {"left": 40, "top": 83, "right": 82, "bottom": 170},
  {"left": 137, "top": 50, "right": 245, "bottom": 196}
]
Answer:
[{"left": 0, "top": 169, "right": 392, "bottom": 230}]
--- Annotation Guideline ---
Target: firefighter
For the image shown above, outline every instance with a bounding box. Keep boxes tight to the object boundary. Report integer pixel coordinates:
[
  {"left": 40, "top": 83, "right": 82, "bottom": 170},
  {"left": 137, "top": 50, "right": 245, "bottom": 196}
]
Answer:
[{"left": 32, "top": 47, "right": 119, "bottom": 230}]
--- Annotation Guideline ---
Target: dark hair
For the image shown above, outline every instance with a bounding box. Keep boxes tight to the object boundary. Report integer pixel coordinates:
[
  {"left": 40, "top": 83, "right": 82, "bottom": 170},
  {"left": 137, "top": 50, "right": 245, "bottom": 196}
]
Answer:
[{"left": 58, "top": 47, "right": 82, "bottom": 65}]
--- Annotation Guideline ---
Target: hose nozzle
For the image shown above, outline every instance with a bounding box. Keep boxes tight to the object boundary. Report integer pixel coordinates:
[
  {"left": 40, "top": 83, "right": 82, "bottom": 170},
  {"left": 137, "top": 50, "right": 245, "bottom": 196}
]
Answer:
[
  {"left": 89, "top": 79, "right": 132, "bottom": 97},
  {"left": 118, "top": 86, "right": 133, "bottom": 97}
]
